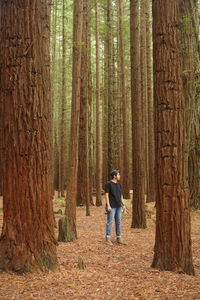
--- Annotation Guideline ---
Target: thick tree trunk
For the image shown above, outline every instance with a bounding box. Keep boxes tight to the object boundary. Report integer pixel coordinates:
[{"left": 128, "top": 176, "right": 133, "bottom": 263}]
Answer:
[
  {"left": 95, "top": 0, "right": 102, "bottom": 207},
  {"left": 130, "top": 0, "right": 147, "bottom": 228},
  {"left": 58, "top": 0, "right": 83, "bottom": 242},
  {"left": 118, "top": 0, "right": 130, "bottom": 199},
  {"left": 151, "top": 0, "right": 194, "bottom": 275},
  {"left": 0, "top": 0, "right": 57, "bottom": 272}
]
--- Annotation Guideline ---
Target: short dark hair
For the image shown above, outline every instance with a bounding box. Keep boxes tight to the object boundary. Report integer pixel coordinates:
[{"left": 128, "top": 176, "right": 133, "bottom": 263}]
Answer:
[{"left": 110, "top": 169, "right": 120, "bottom": 179}]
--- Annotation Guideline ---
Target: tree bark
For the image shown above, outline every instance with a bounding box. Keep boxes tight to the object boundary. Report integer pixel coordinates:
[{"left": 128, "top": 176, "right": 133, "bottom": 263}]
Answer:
[
  {"left": 179, "top": 0, "right": 200, "bottom": 210},
  {"left": 146, "top": 0, "right": 156, "bottom": 203},
  {"left": 58, "top": 0, "right": 83, "bottom": 241},
  {"left": 95, "top": 0, "right": 102, "bottom": 207},
  {"left": 59, "top": 0, "right": 68, "bottom": 198},
  {"left": 118, "top": 0, "right": 130, "bottom": 199},
  {"left": 0, "top": 0, "right": 57, "bottom": 272},
  {"left": 130, "top": 0, "right": 147, "bottom": 228},
  {"left": 76, "top": 0, "right": 90, "bottom": 216},
  {"left": 151, "top": 0, "right": 194, "bottom": 275}
]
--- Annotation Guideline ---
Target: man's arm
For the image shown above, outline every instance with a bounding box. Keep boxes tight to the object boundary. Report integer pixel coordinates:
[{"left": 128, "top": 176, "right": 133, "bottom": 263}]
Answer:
[
  {"left": 121, "top": 195, "right": 127, "bottom": 213},
  {"left": 105, "top": 193, "right": 112, "bottom": 211}
]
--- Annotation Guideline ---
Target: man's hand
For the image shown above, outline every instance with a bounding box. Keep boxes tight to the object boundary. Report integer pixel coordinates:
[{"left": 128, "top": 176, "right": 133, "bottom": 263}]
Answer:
[
  {"left": 107, "top": 205, "right": 112, "bottom": 212},
  {"left": 122, "top": 205, "right": 127, "bottom": 215}
]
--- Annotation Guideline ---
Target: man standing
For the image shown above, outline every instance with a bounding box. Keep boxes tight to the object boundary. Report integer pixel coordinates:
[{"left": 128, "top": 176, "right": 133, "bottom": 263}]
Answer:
[{"left": 105, "top": 170, "right": 126, "bottom": 245}]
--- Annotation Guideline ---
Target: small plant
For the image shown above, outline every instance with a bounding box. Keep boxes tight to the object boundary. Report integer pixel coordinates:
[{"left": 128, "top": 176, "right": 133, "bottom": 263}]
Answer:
[{"left": 54, "top": 198, "right": 65, "bottom": 207}]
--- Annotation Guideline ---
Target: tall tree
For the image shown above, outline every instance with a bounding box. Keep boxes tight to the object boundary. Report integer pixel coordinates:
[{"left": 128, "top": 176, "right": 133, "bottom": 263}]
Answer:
[
  {"left": 130, "top": 0, "right": 147, "bottom": 228},
  {"left": 146, "top": 0, "right": 156, "bottom": 202},
  {"left": 140, "top": 0, "right": 148, "bottom": 201},
  {"left": 118, "top": 0, "right": 130, "bottom": 199},
  {"left": 59, "top": 0, "right": 68, "bottom": 197},
  {"left": 58, "top": 0, "right": 83, "bottom": 241},
  {"left": 76, "top": 0, "right": 90, "bottom": 216},
  {"left": 0, "top": 0, "right": 57, "bottom": 272},
  {"left": 151, "top": 0, "right": 194, "bottom": 275},
  {"left": 179, "top": 0, "right": 200, "bottom": 209},
  {"left": 95, "top": 0, "right": 102, "bottom": 206}
]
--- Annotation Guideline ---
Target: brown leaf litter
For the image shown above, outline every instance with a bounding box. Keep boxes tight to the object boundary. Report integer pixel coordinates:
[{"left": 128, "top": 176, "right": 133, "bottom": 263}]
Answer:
[{"left": 0, "top": 199, "right": 199, "bottom": 300}]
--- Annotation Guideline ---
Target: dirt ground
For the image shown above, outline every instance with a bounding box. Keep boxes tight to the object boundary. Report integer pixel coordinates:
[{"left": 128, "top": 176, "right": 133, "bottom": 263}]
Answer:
[{"left": 0, "top": 198, "right": 199, "bottom": 300}]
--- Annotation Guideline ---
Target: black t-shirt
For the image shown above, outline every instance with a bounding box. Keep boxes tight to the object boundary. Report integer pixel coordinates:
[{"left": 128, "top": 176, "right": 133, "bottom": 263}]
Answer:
[{"left": 105, "top": 181, "right": 122, "bottom": 208}]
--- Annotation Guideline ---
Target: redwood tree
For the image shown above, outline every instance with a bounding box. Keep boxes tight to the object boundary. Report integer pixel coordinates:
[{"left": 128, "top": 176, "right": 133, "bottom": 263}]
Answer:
[
  {"left": 58, "top": 0, "right": 83, "bottom": 241},
  {"left": 118, "top": 0, "right": 130, "bottom": 199},
  {"left": 151, "top": 0, "right": 194, "bottom": 275},
  {"left": 179, "top": 0, "right": 200, "bottom": 210},
  {"left": 0, "top": 0, "right": 57, "bottom": 272},
  {"left": 95, "top": 0, "right": 102, "bottom": 206},
  {"left": 130, "top": 0, "right": 147, "bottom": 228}
]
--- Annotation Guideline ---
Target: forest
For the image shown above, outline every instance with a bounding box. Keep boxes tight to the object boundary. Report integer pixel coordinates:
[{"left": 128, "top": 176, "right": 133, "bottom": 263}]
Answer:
[{"left": 0, "top": 0, "right": 200, "bottom": 299}]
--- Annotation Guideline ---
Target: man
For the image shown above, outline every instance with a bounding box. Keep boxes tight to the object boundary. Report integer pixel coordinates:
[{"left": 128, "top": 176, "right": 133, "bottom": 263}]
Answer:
[{"left": 105, "top": 170, "right": 126, "bottom": 245}]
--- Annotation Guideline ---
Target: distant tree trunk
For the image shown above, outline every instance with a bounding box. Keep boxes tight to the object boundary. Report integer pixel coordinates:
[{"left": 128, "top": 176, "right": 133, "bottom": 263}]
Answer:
[
  {"left": 179, "top": 0, "right": 200, "bottom": 209},
  {"left": 76, "top": 0, "right": 90, "bottom": 216},
  {"left": 102, "top": 7, "right": 109, "bottom": 186},
  {"left": 107, "top": 0, "right": 114, "bottom": 175},
  {"left": 87, "top": 0, "right": 94, "bottom": 207},
  {"left": 60, "top": 0, "right": 68, "bottom": 197},
  {"left": 118, "top": 0, "right": 130, "bottom": 199},
  {"left": 151, "top": 0, "right": 194, "bottom": 275},
  {"left": 51, "top": 0, "right": 58, "bottom": 193},
  {"left": 58, "top": 0, "right": 83, "bottom": 241},
  {"left": 146, "top": 0, "right": 156, "bottom": 202},
  {"left": 0, "top": 0, "right": 57, "bottom": 272},
  {"left": 130, "top": 0, "right": 147, "bottom": 228},
  {"left": 140, "top": 0, "right": 148, "bottom": 201},
  {"left": 95, "top": 0, "right": 102, "bottom": 206}
]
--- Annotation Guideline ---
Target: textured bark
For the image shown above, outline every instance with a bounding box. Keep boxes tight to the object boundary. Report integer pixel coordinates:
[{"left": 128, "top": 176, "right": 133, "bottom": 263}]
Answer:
[
  {"left": 130, "top": 0, "right": 147, "bottom": 228},
  {"left": 58, "top": 0, "right": 83, "bottom": 241},
  {"left": 108, "top": 0, "right": 114, "bottom": 175},
  {"left": 51, "top": 0, "right": 59, "bottom": 192},
  {"left": 0, "top": 0, "right": 57, "bottom": 272},
  {"left": 95, "top": 0, "right": 102, "bottom": 207},
  {"left": 146, "top": 0, "right": 156, "bottom": 203},
  {"left": 76, "top": 0, "right": 90, "bottom": 216},
  {"left": 179, "top": 0, "right": 200, "bottom": 209},
  {"left": 102, "top": 5, "right": 109, "bottom": 185},
  {"left": 118, "top": 0, "right": 130, "bottom": 199},
  {"left": 0, "top": 94, "right": 3, "bottom": 196},
  {"left": 151, "top": 0, "right": 194, "bottom": 275},
  {"left": 87, "top": 0, "right": 94, "bottom": 208},
  {"left": 60, "top": 0, "right": 68, "bottom": 197},
  {"left": 140, "top": 0, "right": 149, "bottom": 200}
]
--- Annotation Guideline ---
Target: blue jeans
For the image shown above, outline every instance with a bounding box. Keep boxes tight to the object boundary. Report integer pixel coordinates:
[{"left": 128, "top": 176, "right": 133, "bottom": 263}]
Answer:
[{"left": 106, "top": 207, "right": 122, "bottom": 238}]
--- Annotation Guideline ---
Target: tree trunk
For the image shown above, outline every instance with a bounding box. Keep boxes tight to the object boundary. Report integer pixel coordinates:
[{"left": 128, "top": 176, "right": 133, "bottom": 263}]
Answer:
[
  {"left": 76, "top": 0, "right": 90, "bottom": 216},
  {"left": 95, "top": 0, "right": 102, "bottom": 207},
  {"left": 151, "top": 0, "right": 194, "bottom": 275},
  {"left": 146, "top": 0, "right": 156, "bottom": 203},
  {"left": 140, "top": 0, "right": 149, "bottom": 201},
  {"left": 118, "top": 0, "right": 130, "bottom": 199},
  {"left": 107, "top": 0, "right": 114, "bottom": 175},
  {"left": 0, "top": 0, "right": 57, "bottom": 272},
  {"left": 60, "top": 0, "right": 68, "bottom": 198},
  {"left": 179, "top": 0, "right": 200, "bottom": 210},
  {"left": 58, "top": 0, "right": 83, "bottom": 242},
  {"left": 130, "top": 0, "right": 147, "bottom": 228}
]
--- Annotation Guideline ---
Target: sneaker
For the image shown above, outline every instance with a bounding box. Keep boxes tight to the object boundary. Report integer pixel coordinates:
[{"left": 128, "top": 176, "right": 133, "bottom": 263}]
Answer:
[
  {"left": 116, "top": 237, "right": 123, "bottom": 244},
  {"left": 106, "top": 237, "right": 113, "bottom": 245}
]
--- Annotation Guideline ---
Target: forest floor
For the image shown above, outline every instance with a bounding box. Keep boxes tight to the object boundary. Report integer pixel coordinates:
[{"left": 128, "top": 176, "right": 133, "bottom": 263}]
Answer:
[{"left": 0, "top": 197, "right": 200, "bottom": 300}]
